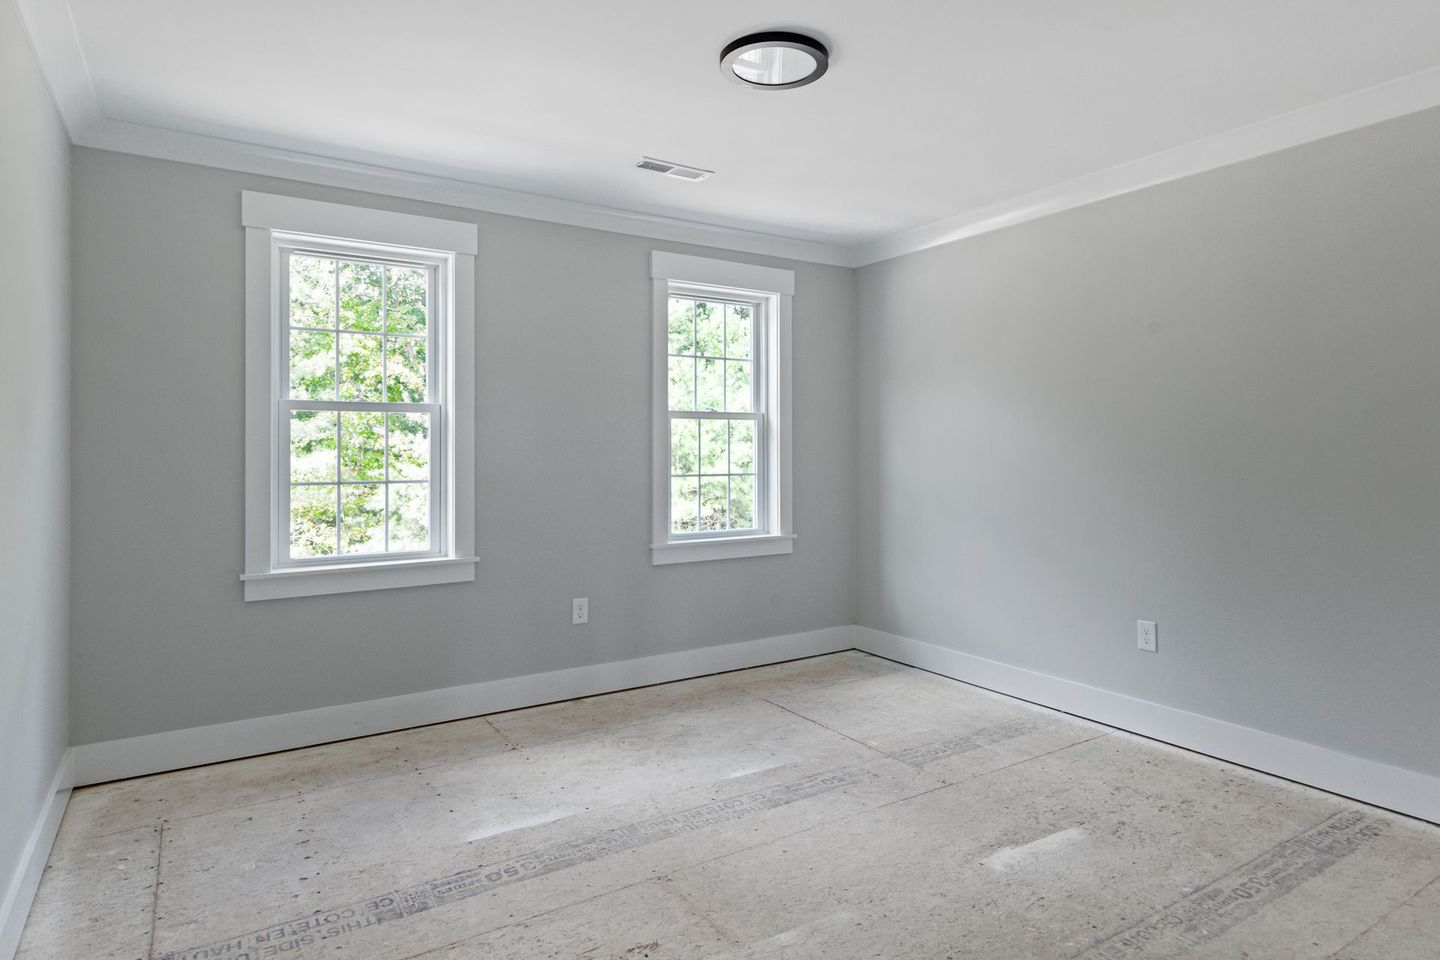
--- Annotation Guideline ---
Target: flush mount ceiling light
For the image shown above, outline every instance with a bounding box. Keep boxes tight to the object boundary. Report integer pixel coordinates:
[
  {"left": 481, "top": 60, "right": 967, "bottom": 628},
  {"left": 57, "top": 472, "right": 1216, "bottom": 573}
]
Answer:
[{"left": 720, "top": 31, "right": 829, "bottom": 90}]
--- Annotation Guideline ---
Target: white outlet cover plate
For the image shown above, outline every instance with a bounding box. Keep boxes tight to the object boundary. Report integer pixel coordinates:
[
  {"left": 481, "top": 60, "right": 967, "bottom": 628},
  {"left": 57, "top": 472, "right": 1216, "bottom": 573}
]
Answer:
[{"left": 1137, "top": 620, "right": 1158, "bottom": 652}]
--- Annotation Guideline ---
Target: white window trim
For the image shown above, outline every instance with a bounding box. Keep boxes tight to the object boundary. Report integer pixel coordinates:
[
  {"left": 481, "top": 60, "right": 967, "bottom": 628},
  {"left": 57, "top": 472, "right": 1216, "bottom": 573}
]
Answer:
[
  {"left": 241, "top": 192, "right": 477, "bottom": 600},
  {"left": 650, "top": 251, "right": 794, "bottom": 565}
]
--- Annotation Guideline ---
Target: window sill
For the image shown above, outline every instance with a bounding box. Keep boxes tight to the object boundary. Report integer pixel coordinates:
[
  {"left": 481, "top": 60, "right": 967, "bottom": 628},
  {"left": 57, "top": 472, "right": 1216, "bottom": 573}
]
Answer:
[
  {"left": 650, "top": 534, "right": 795, "bottom": 566},
  {"left": 242, "top": 556, "right": 478, "bottom": 601}
]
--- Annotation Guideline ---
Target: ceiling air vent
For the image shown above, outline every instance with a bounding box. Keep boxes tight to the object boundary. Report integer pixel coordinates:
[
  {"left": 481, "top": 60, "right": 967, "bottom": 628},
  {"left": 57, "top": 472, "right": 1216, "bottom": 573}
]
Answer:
[{"left": 636, "top": 157, "right": 714, "bottom": 182}]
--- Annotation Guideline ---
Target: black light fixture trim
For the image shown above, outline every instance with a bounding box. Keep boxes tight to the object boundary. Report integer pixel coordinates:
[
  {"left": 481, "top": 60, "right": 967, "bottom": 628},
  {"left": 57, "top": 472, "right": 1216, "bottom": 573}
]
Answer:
[{"left": 720, "top": 31, "right": 829, "bottom": 90}]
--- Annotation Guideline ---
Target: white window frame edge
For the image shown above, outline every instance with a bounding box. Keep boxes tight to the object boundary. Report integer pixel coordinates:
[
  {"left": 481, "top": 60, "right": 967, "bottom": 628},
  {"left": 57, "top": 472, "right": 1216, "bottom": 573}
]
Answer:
[
  {"left": 650, "top": 251, "right": 794, "bottom": 565},
  {"left": 242, "top": 191, "right": 477, "bottom": 600}
]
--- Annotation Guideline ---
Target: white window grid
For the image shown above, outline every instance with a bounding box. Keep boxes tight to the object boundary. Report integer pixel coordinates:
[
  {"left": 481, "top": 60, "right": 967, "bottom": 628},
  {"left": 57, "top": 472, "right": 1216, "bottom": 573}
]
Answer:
[
  {"left": 273, "top": 236, "right": 447, "bottom": 568},
  {"left": 666, "top": 284, "right": 767, "bottom": 541}
]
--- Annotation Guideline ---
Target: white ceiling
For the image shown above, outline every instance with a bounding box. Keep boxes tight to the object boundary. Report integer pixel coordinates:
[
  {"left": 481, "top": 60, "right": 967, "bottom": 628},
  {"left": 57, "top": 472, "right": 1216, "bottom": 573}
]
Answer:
[{"left": 32, "top": 0, "right": 1440, "bottom": 260}]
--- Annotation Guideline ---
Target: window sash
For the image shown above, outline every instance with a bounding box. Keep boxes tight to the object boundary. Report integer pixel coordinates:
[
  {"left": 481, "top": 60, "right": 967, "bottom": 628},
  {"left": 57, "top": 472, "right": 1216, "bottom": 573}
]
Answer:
[
  {"left": 273, "top": 242, "right": 447, "bottom": 569},
  {"left": 666, "top": 409, "right": 765, "bottom": 540},
  {"left": 277, "top": 244, "right": 438, "bottom": 406},
  {"left": 665, "top": 288, "right": 762, "bottom": 418},
  {"left": 277, "top": 398, "right": 445, "bottom": 565}
]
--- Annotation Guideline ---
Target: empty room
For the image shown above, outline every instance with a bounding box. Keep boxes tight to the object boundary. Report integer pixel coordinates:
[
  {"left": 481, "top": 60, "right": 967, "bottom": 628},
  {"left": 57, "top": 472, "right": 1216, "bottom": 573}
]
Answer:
[{"left": 5, "top": 1, "right": 1440, "bottom": 958}]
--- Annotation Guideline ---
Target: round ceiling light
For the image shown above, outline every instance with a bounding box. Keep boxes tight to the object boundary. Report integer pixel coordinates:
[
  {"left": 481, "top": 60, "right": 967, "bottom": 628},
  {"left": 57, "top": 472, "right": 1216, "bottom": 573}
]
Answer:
[{"left": 720, "top": 32, "right": 829, "bottom": 90}]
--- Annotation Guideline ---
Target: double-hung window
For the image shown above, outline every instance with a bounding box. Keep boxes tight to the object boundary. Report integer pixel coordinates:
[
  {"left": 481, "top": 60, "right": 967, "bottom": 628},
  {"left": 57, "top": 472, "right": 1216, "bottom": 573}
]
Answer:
[
  {"left": 242, "top": 192, "right": 477, "bottom": 600},
  {"left": 650, "top": 252, "right": 794, "bottom": 564}
]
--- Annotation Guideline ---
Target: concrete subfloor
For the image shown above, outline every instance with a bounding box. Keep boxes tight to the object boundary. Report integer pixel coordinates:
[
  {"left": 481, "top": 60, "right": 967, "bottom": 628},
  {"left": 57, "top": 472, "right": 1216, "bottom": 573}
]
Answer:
[{"left": 18, "top": 651, "right": 1440, "bottom": 960}]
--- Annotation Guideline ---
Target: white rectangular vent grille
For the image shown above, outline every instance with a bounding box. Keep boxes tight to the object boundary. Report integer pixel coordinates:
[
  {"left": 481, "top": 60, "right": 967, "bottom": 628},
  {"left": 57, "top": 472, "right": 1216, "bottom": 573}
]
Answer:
[{"left": 636, "top": 157, "right": 713, "bottom": 182}]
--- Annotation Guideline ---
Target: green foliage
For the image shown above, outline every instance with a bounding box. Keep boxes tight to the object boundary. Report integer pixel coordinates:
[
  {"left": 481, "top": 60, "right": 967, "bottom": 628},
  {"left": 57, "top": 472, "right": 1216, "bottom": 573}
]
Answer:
[
  {"left": 730, "top": 475, "right": 755, "bottom": 527},
  {"left": 668, "top": 356, "right": 695, "bottom": 411},
  {"left": 340, "top": 261, "right": 383, "bottom": 331},
  {"left": 338, "top": 333, "right": 382, "bottom": 400},
  {"left": 700, "top": 420, "right": 727, "bottom": 473},
  {"left": 670, "top": 419, "right": 698, "bottom": 475},
  {"left": 341, "top": 412, "right": 385, "bottom": 481},
  {"left": 386, "top": 338, "right": 427, "bottom": 403},
  {"left": 695, "top": 301, "right": 724, "bottom": 356},
  {"left": 290, "top": 332, "right": 337, "bottom": 400},
  {"left": 289, "top": 484, "right": 337, "bottom": 557},
  {"left": 700, "top": 478, "right": 727, "bottom": 531},
  {"left": 671, "top": 476, "right": 699, "bottom": 532},
  {"left": 388, "top": 413, "right": 430, "bottom": 480},
  {"left": 730, "top": 421, "right": 755, "bottom": 472},
  {"left": 285, "top": 252, "right": 433, "bottom": 558},
  {"left": 388, "top": 483, "right": 430, "bottom": 551},
  {"left": 387, "top": 266, "right": 428, "bottom": 335},
  {"left": 725, "top": 303, "right": 751, "bottom": 358},
  {"left": 726, "top": 360, "right": 751, "bottom": 412},
  {"left": 340, "top": 485, "right": 385, "bottom": 554},
  {"left": 290, "top": 411, "right": 337, "bottom": 482},
  {"left": 290, "top": 256, "right": 336, "bottom": 328},
  {"left": 697, "top": 358, "right": 724, "bottom": 411},
  {"left": 668, "top": 299, "right": 694, "bottom": 355}
]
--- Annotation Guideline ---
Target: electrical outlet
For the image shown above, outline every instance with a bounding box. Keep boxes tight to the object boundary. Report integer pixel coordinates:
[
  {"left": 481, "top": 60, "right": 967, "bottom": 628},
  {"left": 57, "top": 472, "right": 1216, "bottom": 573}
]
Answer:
[
  {"left": 572, "top": 598, "right": 589, "bottom": 625},
  {"left": 1137, "top": 620, "right": 1158, "bottom": 653}
]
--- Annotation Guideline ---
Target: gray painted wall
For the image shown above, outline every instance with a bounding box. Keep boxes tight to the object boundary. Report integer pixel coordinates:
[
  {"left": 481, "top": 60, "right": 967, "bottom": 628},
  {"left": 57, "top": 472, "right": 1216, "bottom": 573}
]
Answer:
[
  {"left": 69, "top": 149, "right": 858, "bottom": 745},
  {"left": 0, "top": 0, "right": 71, "bottom": 917},
  {"left": 856, "top": 107, "right": 1440, "bottom": 778}
]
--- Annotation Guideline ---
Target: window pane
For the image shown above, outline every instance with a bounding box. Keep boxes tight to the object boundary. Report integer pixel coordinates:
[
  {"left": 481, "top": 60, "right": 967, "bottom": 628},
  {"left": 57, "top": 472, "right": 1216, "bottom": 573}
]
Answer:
[
  {"left": 338, "top": 260, "right": 383, "bottom": 332},
  {"left": 288, "top": 331, "right": 336, "bottom": 400},
  {"left": 671, "top": 476, "right": 699, "bottom": 533},
  {"left": 730, "top": 420, "right": 755, "bottom": 473},
  {"left": 290, "top": 484, "right": 337, "bottom": 557},
  {"left": 700, "top": 420, "right": 727, "bottom": 474},
  {"left": 388, "top": 413, "right": 430, "bottom": 480},
  {"left": 670, "top": 418, "right": 698, "bottom": 475},
  {"left": 699, "top": 478, "right": 727, "bottom": 531},
  {"left": 668, "top": 356, "right": 695, "bottom": 411},
  {"left": 289, "top": 255, "right": 335, "bottom": 329},
  {"left": 340, "top": 484, "right": 385, "bottom": 554},
  {"left": 725, "top": 303, "right": 751, "bottom": 359},
  {"left": 338, "top": 333, "right": 383, "bottom": 401},
  {"left": 289, "top": 411, "right": 336, "bottom": 483},
  {"left": 386, "top": 336, "right": 427, "bottom": 403},
  {"left": 388, "top": 482, "right": 430, "bottom": 551},
  {"left": 726, "top": 360, "right": 752, "bottom": 412},
  {"left": 340, "top": 411, "right": 385, "bottom": 482},
  {"left": 667, "top": 298, "right": 694, "bottom": 355},
  {"left": 696, "top": 358, "right": 724, "bottom": 411},
  {"left": 695, "top": 301, "right": 724, "bottom": 356},
  {"left": 386, "top": 265, "right": 427, "bottom": 335},
  {"left": 730, "top": 475, "right": 755, "bottom": 529}
]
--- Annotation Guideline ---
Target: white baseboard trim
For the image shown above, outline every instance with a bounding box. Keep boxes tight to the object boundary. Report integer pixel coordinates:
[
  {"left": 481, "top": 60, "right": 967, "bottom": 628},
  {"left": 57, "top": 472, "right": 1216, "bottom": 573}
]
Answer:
[
  {"left": 72, "top": 626, "right": 858, "bottom": 786},
  {"left": 854, "top": 627, "right": 1440, "bottom": 825},
  {"left": 72, "top": 623, "right": 1434, "bottom": 825},
  {"left": 0, "top": 748, "right": 73, "bottom": 960}
]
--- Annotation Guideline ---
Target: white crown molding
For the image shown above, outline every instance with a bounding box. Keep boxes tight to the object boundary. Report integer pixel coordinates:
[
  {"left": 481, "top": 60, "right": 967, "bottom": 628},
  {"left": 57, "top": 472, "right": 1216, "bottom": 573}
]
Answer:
[
  {"left": 13, "top": 0, "right": 100, "bottom": 139},
  {"left": 17, "top": 0, "right": 1440, "bottom": 270},
  {"left": 852, "top": 64, "right": 1440, "bottom": 266},
  {"left": 73, "top": 118, "right": 859, "bottom": 267}
]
